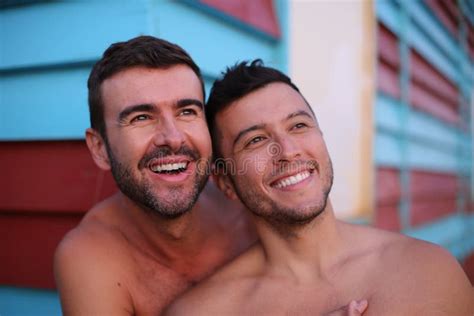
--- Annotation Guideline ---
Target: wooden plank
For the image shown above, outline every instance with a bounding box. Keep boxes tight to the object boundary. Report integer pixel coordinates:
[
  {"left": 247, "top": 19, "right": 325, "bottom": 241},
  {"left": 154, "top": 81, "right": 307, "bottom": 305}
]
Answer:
[
  {"left": 0, "top": 141, "right": 117, "bottom": 212},
  {"left": 0, "top": 212, "right": 83, "bottom": 289}
]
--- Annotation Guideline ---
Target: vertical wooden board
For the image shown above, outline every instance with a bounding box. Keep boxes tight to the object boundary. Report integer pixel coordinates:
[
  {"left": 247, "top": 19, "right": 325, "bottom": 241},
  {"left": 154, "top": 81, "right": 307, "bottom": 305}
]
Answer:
[{"left": 374, "top": 204, "right": 401, "bottom": 231}]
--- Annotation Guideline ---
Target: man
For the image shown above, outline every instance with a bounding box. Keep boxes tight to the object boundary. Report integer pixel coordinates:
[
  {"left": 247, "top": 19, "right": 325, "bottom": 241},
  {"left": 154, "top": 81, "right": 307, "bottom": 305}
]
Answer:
[
  {"left": 165, "top": 60, "right": 474, "bottom": 315},
  {"left": 53, "top": 36, "right": 257, "bottom": 315}
]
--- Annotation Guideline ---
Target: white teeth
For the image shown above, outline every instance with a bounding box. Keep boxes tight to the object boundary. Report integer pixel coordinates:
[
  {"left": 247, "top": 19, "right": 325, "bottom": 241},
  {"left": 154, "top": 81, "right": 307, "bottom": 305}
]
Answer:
[
  {"left": 273, "top": 171, "right": 310, "bottom": 189},
  {"left": 151, "top": 162, "right": 187, "bottom": 172}
]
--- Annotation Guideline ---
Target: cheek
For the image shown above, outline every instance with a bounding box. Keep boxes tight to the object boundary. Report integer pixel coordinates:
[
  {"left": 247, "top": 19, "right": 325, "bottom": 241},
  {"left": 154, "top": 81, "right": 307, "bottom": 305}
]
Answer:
[{"left": 236, "top": 151, "right": 272, "bottom": 182}]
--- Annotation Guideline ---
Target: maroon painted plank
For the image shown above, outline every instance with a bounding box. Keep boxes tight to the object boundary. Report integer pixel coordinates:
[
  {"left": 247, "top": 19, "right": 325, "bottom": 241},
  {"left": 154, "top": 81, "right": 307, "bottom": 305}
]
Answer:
[
  {"left": 0, "top": 141, "right": 117, "bottom": 213},
  {"left": 410, "top": 50, "right": 458, "bottom": 105},
  {"left": 377, "top": 61, "right": 401, "bottom": 99},
  {"left": 410, "top": 198, "right": 457, "bottom": 226},
  {"left": 1, "top": 212, "right": 83, "bottom": 289},
  {"left": 410, "top": 170, "right": 459, "bottom": 200},
  {"left": 374, "top": 204, "right": 401, "bottom": 231},
  {"left": 409, "top": 81, "right": 459, "bottom": 125},
  {"left": 377, "top": 22, "right": 400, "bottom": 69},
  {"left": 462, "top": 251, "right": 474, "bottom": 285},
  {"left": 376, "top": 167, "right": 401, "bottom": 206},
  {"left": 199, "top": 0, "right": 280, "bottom": 38}
]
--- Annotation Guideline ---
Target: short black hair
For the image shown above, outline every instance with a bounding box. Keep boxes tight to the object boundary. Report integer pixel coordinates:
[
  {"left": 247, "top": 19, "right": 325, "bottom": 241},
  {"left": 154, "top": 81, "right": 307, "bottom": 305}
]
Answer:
[
  {"left": 206, "top": 59, "right": 308, "bottom": 159},
  {"left": 88, "top": 35, "right": 204, "bottom": 139}
]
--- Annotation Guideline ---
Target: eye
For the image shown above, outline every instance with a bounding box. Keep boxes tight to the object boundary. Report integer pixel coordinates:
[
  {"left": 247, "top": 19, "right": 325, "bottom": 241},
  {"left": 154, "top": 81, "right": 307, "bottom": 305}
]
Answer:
[
  {"left": 180, "top": 108, "right": 198, "bottom": 116},
  {"left": 292, "top": 122, "right": 308, "bottom": 130},
  {"left": 247, "top": 136, "right": 266, "bottom": 146},
  {"left": 131, "top": 114, "right": 151, "bottom": 123}
]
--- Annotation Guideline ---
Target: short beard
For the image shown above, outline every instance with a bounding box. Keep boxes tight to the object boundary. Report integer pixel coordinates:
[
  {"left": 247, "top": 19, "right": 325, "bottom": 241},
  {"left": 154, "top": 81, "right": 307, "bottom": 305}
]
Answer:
[
  {"left": 231, "top": 159, "right": 333, "bottom": 233},
  {"left": 105, "top": 141, "right": 209, "bottom": 219}
]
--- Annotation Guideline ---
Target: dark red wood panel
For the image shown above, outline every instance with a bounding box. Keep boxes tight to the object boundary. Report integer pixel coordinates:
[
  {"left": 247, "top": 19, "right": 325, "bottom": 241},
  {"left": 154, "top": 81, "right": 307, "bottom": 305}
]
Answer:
[
  {"left": 462, "top": 251, "right": 474, "bottom": 285},
  {"left": 409, "top": 170, "right": 459, "bottom": 226},
  {"left": 1, "top": 212, "right": 83, "bottom": 289},
  {"left": 375, "top": 168, "right": 401, "bottom": 231},
  {"left": 377, "top": 23, "right": 401, "bottom": 99},
  {"left": 0, "top": 141, "right": 117, "bottom": 213},
  {"left": 199, "top": 0, "right": 280, "bottom": 38}
]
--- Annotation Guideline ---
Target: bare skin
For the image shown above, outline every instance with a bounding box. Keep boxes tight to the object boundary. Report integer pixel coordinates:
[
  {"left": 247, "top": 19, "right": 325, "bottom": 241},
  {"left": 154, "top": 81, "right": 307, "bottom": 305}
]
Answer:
[
  {"left": 54, "top": 65, "right": 257, "bottom": 315},
  {"left": 165, "top": 82, "right": 474, "bottom": 315}
]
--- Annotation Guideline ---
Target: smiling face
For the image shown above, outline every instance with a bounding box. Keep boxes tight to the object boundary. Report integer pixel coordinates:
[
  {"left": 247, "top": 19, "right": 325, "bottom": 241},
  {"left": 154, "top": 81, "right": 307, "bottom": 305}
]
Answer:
[
  {"left": 98, "top": 65, "right": 211, "bottom": 218},
  {"left": 214, "top": 82, "right": 333, "bottom": 226}
]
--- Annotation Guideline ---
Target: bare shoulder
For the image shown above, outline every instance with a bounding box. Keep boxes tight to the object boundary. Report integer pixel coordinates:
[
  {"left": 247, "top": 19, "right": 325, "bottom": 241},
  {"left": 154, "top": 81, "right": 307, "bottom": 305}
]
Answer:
[
  {"left": 164, "top": 244, "right": 264, "bottom": 316},
  {"left": 54, "top": 196, "right": 134, "bottom": 315},
  {"left": 345, "top": 223, "right": 474, "bottom": 315}
]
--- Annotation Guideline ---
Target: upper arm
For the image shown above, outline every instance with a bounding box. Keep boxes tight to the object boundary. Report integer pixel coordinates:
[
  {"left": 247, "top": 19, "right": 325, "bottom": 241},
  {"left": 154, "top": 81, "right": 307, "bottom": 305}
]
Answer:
[
  {"left": 54, "top": 232, "right": 133, "bottom": 316},
  {"left": 369, "top": 241, "right": 474, "bottom": 315}
]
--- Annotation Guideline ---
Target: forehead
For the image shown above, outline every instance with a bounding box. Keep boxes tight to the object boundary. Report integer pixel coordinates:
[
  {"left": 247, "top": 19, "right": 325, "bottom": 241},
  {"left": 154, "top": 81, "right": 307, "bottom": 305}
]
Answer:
[
  {"left": 216, "top": 82, "right": 313, "bottom": 136},
  {"left": 101, "top": 65, "right": 203, "bottom": 112}
]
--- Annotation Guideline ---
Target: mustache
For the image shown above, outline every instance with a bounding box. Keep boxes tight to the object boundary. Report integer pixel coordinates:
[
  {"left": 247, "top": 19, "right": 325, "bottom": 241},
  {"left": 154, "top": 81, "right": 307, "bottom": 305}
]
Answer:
[{"left": 138, "top": 145, "right": 200, "bottom": 169}]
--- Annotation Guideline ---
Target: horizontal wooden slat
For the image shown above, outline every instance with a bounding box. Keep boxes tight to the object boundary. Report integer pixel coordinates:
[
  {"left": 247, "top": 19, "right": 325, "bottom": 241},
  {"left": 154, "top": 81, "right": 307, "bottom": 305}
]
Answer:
[
  {"left": 410, "top": 50, "right": 458, "bottom": 104},
  {"left": 410, "top": 170, "right": 458, "bottom": 199},
  {"left": 0, "top": 141, "right": 117, "bottom": 212},
  {"left": 376, "top": 167, "right": 401, "bottom": 206},
  {"left": 409, "top": 81, "right": 459, "bottom": 125},
  {"left": 374, "top": 204, "right": 400, "bottom": 231},
  {"left": 377, "top": 22, "right": 400, "bottom": 69},
  {"left": 424, "top": 0, "right": 458, "bottom": 37},
  {"left": 410, "top": 198, "right": 457, "bottom": 226},
  {"left": 377, "top": 61, "right": 400, "bottom": 99},
  {"left": 1, "top": 212, "right": 83, "bottom": 289}
]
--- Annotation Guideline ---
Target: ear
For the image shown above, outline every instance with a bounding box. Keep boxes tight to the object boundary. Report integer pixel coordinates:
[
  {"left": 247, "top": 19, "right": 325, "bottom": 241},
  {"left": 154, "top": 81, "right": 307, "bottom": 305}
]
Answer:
[
  {"left": 212, "top": 170, "right": 238, "bottom": 200},
  {"left": 85, "top": 128, "right": 111, "bottom": 170}
]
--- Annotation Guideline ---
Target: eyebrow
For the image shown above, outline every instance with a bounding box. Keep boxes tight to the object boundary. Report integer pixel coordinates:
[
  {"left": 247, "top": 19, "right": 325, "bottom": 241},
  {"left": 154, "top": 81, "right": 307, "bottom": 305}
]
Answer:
[
  {"left": 176, "top": 98, "right": 203, "bottom": 110},
  {"left": 118, "top": 99, "right": 203, "bottom": 122},
  {"left": 118, "top": 103, "right": 155, "bottom": 122},
  {"left": 286, "top": 110, "right": 313, "bottom": 120},
  {"left": 233, "top": 123, "right": 266, "bottom": 147}
]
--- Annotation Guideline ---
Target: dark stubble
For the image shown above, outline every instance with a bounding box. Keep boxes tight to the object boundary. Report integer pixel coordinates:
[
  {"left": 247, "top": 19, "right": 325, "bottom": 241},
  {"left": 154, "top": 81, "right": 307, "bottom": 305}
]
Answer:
[{"left": 105, "top": 142, "right": 209, "bottom": 219}]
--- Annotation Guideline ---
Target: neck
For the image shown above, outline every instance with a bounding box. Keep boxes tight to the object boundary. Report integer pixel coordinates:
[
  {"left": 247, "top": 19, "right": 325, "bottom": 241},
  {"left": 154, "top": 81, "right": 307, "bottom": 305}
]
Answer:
[
  {"left": 253, "top": 200, "right": 347, "bottom": 282},
  {"left": 116, "top": 192, "right": 209, "bottom": 262}
]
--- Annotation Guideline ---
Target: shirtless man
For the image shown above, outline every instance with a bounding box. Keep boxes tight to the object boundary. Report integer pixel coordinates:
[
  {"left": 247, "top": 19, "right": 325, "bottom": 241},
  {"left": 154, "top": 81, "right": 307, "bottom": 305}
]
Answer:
[
  {"left": 165, "top": 60, "right": 474, "bottom": 315},
  {"left": 53, "top": 36, "right": 258, "bottom": 315}
]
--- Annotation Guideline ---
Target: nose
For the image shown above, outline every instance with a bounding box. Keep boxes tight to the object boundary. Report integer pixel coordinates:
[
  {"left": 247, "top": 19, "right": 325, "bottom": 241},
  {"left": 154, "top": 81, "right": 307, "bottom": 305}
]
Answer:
[
  {"left": 271, "top": 136, "right": 300, "bottom": 163},
  {"left": 153, "top": 117, "right": 185, "bottom": 152}
]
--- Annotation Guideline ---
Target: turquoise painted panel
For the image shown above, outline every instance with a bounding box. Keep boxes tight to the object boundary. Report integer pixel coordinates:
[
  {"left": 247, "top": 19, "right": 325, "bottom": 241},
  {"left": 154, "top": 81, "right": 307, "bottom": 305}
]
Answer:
[
  {"left": 375, "top": 93, "right": 403, "bottom": 133},
  {"left": 374, "top": 131, "right": 403, "bottom": 167},
  {"left": 407, "top": 21, "right": 459, "bottom": 84},
  {"left": 0, "top": 1, "right": 149, "bottom": 70},
  {"left": 151, "top": 1, "right": 282, "bottom": 79},
  {"left": 406, "top": 1, "right": 461, "bottom": 66},
  {"left": 0, "top": 67, "right": 90, "bottom": 140},
  {"left": 407, "top": 140, "right": 459, "bottom": 172},
  {"left": 0, "top": 287, "right": 61, "bottom": 316},
  {"left": 404, "top": 213, "right": 474, "bottom": 259},
  {"left": 376, "top": 0, "right": 400, "bottom": 35},
  {"left": 407, "top": 110, "right": 459, "bottom": 151}
]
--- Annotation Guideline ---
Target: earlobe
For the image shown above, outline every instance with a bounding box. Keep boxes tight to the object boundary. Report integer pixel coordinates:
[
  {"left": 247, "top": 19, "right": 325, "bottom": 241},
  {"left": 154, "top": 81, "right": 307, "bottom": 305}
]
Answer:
[
  {"left": 212, "top": 172, "right": 238, "bottom": 200},
  {"left": 85, "top": 128, "right": 111, "bottom": 170}
]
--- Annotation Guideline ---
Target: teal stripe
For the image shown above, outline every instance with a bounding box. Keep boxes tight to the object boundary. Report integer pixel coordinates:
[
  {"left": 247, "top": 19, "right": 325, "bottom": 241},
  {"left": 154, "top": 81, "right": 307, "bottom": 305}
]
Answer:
[{"left": 0, "top": 287, "right": 61, "bottom": 316}]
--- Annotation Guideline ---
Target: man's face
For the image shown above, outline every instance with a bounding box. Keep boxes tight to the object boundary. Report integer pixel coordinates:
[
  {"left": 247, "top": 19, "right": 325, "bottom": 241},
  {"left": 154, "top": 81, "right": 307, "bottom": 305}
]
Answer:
[
  {"left": 215, "top": 82, "right": 333, "bottom": 226},
  {"left": 100, "top": 65, "right": 211, "bottom": 218}
]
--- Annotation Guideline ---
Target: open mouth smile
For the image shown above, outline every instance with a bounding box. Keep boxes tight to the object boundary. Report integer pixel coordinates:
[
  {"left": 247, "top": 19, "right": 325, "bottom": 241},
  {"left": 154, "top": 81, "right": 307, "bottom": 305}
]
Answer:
[
  {"left": 271, "top": 170, "right": 312, "bottom": 189},
  {"left": 150, "top": 161, "right": 189, "bottom": 174}
]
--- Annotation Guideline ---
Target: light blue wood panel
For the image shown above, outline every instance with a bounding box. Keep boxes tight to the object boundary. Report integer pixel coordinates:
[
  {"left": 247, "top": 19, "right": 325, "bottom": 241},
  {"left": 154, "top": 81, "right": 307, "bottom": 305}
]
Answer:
[
  {"left": 0, "top": 287, "right": 61, "bottom": 316},
  {"left": 407, "top": 139, "right": 459, "bottom": 172},
  {"left": 376, "top": 0, "right": 401, "bottom": 35},
  {"left": 404, "top": 213, "right": 474, "bottom": 259},
  {"left": 0, "top": 1, "right": 149, "bottom": 70},
  {"left": 151, "top": 1, "right": 283, "bottom": 79},
  {"left": 407, "top": 109, "right": 459, "bottom": 151},
  {"left": 375, "top": 131, "right": 403, "bottom": 167},
  {"left": 375, "top": 93, "right": 404, "bottom": 134},
  {"left": 0, "top": 67, "right": 90, "bottom": 140},
  {"left": 405, "top": 0, "right": 461, "bottom": 67}
]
